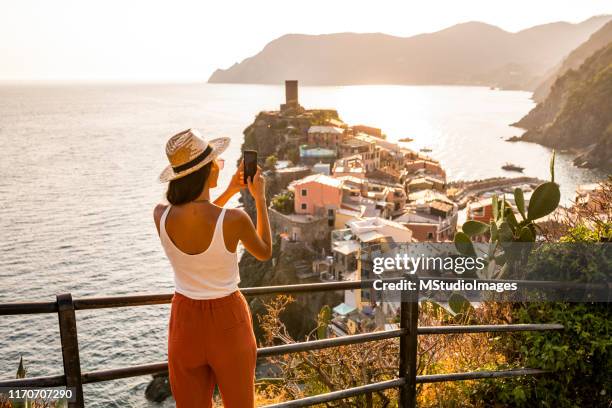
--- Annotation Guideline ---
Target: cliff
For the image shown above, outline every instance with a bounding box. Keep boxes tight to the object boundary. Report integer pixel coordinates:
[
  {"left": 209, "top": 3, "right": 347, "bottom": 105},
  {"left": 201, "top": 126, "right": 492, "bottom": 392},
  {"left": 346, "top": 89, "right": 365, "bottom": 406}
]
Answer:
[
  {"left": 513, "top": 43, "right": 612, "bottom": 171},
  {"left": 208, "top": 16, "right": 610, "bottom": 90},
  {"left": 533, "top": 20, "right": 612, "bottom": 102},
  {"left": 237, "top": 108, "right": 342, "bottom": 340}
]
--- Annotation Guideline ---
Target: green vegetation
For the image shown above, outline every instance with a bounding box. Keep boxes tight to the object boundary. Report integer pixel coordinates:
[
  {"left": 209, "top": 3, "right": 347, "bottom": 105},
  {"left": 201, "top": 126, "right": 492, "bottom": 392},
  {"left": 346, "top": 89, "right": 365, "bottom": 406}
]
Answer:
[
  {"left": 516, "top": 43, "right": 612, "bottom": 170},
  {"left": 472, "top": 227, "right": 611, "bottom": 407},
  {"left": 271, "top": 191, "right": 294, "bottom": 215},
  {"left": 309, "top": 110, "right": 340, "bottom": 125},
  {"left": 455, "top": 152, "right": 561, "bottom": 279},
  {"left": 264, "top": 154, "right": 278, "bottom": 171},
  {"left": 533, "top": 21, "right": 612, "bottom": 102},
  {"left": 286, "top": 147, "right": 299, "bottom": 165},
  {"left": 451, "top": 161, "right": 611, "bottom": 407}
]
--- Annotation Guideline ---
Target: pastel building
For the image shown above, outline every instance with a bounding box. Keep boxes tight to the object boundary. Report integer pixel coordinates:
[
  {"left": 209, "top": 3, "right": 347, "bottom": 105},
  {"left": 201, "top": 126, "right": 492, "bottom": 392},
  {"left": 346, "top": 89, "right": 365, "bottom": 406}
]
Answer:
[
  {"left": 467, "top": 191, "right": 532, "bottom": 224},
  {"left": 347, "top": 217, "right": 413, "bottom": 243},
  {"left": 336, "top": 175, "right": 405, "bottom": 217},
  {"left": 338, "top": 137, "right": 380, "bottom": 172},
  {"left": 332, "top": 155, "right": 367, "bottom": 179},
  {"left": 467, "top": 198, "right": 494, "bottom": 223},
  {"left": 331, "top": 217, "right": 413, "bottom": 312},
  {"left": 396, "top": 199, "right": 458, "bottom": 242},
  {"left": 407, "top": 175, "right": 446, "bottom": 192},
  {"left": 299, "top": 145, "right": 337, "bottom": 165},
  {"left": 307, "top": 125, "right": 348, "bottom": 147},
  {"left": 404, "top": 159, "right": 446, "bottom": 179},
  {"left": 289, "top": 174, "right": 344, "bottom": 216},
  {"left": 354, "top": 132, "right": 399, "bottom": 153}
]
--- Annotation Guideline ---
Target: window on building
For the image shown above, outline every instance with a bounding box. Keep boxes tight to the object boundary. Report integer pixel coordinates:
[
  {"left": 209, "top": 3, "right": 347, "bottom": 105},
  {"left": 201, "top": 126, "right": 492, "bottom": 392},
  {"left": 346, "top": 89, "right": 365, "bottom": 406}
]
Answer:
[
  {"left": 301, "top": 203, "right": 307, "bottom": 210},
  {"left": 301, "top": 189, "right": 307, "bottom": 196},
  {"left": 427, "top": 232, "right": 434, "bottom": 241},
  {"left": 472, "top": 207, "right": 484, "bottom": 217}
]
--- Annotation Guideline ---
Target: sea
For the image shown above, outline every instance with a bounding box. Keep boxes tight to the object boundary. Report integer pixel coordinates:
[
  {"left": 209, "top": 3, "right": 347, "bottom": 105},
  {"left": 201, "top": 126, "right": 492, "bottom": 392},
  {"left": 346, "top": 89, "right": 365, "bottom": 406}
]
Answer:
[{"left": 0, "top": 82, "right": 606, "bottom": 407}]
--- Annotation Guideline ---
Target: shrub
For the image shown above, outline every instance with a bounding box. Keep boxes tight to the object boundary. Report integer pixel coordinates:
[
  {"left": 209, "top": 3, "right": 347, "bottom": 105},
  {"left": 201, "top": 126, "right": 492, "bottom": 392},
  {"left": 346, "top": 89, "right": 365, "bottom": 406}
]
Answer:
[
  {"left": 271, "top": 191, "right": 294, "bottom": 215},
  {"left": 470, "top": 224, "right": 612, "bottom": 407},
  {"left": 473, "top": 301, "right": 611, "bottom": 407}
]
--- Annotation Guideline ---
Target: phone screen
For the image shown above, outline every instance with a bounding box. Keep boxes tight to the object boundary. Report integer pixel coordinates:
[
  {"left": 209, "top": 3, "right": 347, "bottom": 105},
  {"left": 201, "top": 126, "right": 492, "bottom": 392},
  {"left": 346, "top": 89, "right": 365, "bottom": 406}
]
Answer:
[{"left": 243, "top": 150, "right": 257, "bottom": 184}]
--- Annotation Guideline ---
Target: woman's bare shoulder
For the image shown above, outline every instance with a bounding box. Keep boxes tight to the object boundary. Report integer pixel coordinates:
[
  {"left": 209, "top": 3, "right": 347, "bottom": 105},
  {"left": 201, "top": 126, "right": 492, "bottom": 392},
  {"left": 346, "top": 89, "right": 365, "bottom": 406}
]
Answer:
[
  {"left": 153, "top": 203, "right": 168, "bottom": 233},
  {"left": 224, "top": 207, "right": 250, "bottom": 223}
]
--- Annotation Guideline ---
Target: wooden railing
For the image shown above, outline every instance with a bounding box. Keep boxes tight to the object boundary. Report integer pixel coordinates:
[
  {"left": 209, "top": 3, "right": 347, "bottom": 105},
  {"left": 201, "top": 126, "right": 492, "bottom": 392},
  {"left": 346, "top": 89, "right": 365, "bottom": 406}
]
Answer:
[{"left": 0, "top": 277, "right": 583, "bottom": 408}]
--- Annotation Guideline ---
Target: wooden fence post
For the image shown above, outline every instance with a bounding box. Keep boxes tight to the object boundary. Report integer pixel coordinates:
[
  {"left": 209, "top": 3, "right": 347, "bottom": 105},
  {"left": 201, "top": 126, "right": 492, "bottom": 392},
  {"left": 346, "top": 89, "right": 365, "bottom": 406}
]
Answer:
[
  {"left": 399, "top": 277, "right": 419, "bottom": 408},
  {"left": 57, "top": 293, "right": 84, "bottom": 408}
]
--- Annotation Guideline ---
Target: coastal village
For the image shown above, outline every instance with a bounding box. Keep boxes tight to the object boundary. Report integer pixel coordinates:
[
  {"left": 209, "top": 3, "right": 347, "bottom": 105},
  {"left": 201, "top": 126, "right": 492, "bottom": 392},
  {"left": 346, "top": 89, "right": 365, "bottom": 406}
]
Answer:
[{"left": 241, "top": 80, "right": 606, "bottom": 339}]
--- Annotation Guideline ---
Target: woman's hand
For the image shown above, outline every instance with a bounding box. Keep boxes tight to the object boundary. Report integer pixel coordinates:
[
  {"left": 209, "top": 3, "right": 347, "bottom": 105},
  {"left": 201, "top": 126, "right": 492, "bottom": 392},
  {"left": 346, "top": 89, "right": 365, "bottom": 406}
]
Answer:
[
  {"left": 238, "top": 165, "right": 272, "bottom": 260},
  {"left": 228, "top": 160, "right": 247, "bottom": 193},
  {"left": 247, "top": 166, "right": 266, "bottom": 202}
]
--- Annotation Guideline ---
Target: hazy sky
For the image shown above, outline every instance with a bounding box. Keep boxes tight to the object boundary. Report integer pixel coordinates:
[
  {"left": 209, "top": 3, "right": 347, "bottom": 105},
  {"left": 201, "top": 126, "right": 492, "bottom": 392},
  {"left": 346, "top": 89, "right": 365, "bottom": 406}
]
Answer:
[{"left": 1, "top": 0, "right": 610, "bottom": 81}]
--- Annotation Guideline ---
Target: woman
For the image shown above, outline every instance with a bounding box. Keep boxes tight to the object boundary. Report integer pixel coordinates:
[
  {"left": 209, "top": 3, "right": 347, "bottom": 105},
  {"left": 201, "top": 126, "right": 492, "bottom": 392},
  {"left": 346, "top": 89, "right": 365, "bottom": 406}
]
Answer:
[{"left": 153, "top": 128, "right": 272, "bottom": 407}]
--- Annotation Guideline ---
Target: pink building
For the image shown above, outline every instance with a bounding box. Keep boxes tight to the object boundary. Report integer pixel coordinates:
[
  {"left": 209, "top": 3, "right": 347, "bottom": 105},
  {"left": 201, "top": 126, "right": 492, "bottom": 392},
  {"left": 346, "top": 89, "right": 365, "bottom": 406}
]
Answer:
[{"left": 289, "top": 174, "right": 344, "bottom": 216}]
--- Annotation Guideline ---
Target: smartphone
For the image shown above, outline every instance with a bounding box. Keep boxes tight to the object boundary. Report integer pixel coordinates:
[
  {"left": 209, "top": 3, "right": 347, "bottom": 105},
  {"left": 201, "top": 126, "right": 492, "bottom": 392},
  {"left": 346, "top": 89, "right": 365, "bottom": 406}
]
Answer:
[{"left": 243, "top": 150, "right": 258, "bottom": 184}]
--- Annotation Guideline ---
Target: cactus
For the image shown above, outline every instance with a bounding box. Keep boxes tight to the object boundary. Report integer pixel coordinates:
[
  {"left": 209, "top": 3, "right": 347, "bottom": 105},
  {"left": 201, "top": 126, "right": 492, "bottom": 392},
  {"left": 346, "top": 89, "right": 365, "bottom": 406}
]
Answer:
[
  {"left": 421, "top": 294, "right": 474, "bottom": 323},
  {"left": 455, "top": 151, "right": 560, "bottom": 279}
]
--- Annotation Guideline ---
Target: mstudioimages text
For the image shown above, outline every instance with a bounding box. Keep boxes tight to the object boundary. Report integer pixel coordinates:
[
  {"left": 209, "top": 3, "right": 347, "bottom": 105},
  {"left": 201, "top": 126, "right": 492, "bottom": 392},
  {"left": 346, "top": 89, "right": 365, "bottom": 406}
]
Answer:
[{"left": 373, "top": 278, "right": 518, "bottom": 293}]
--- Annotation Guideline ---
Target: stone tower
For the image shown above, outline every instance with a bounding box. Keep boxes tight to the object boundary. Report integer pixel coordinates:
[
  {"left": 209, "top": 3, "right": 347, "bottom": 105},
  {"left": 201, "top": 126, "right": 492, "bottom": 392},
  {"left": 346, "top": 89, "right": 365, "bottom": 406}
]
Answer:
[
  {"left": 280, "top": 80, "right": 302, "bottom": 112},
  {"left": 285, "top": 80, "right": 298, "bottom": 106}
]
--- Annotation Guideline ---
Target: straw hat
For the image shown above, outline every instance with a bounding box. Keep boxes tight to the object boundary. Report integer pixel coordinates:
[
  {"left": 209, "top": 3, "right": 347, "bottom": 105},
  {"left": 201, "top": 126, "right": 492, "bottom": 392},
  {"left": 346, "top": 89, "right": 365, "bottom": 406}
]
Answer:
[{"left": 159, "top": 129, "right": 230, "bottom": 182}]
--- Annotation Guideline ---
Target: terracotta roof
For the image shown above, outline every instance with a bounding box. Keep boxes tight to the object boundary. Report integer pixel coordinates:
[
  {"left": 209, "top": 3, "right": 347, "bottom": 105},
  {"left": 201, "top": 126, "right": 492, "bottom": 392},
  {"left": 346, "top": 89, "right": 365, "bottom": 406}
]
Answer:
[{"left": 290, "top": 173, "right": 343, "bottom": 188}]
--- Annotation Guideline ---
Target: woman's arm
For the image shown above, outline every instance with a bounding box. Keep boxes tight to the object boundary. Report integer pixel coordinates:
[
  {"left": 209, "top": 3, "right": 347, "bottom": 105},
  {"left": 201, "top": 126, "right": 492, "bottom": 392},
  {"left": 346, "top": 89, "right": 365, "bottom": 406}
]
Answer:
[
  {"left": 237, "top": 167, "right": 272, "bottom": 260},
  {"left": 213, "top": 187, "right": 239, "bottom": 207},
  {"left": 213, "top": 160, "right": 245, "bottom": 207},
  {"left": 153, "top": 204, "right": 167, "bottom": 236}
]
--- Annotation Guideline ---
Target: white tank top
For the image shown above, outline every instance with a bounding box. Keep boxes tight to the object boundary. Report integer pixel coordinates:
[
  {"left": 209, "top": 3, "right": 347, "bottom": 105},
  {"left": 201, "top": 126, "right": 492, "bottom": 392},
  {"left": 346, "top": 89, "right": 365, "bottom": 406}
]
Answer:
[{"left": 159, "top": 205, "right": 240, "bottom": 299}]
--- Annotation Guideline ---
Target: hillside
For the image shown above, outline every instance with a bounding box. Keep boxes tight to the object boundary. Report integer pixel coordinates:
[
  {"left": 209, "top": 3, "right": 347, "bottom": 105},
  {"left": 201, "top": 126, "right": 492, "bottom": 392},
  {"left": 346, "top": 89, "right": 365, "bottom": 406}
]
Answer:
[
  {"left": 533, "top": 20, "right": 612, "bottom": 102},
  {"left": 514, "top": 43, "right": 612, "bottom": 170},
  {"left": 208, "top": 16, "right": 610, "bottom": 89}
]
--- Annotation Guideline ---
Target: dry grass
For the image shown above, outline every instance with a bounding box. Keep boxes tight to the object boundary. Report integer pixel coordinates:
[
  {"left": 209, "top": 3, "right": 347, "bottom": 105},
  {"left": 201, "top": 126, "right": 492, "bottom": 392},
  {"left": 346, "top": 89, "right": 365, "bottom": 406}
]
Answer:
[{"left": 253, "top": 295, "right": 513, "bottom": 407}]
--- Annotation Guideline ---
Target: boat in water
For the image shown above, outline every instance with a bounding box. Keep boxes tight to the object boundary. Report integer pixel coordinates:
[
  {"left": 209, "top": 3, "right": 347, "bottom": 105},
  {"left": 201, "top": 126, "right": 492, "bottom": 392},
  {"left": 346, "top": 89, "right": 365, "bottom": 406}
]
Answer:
[
  {"left": 419, "top": 147, "right": 433, "bottom": 153},
  {"left": 399, "top": 137, "right": 414, "bottom": 142},
  {"left": 501, "top": 163, "right": 524, "bottom": 172}
]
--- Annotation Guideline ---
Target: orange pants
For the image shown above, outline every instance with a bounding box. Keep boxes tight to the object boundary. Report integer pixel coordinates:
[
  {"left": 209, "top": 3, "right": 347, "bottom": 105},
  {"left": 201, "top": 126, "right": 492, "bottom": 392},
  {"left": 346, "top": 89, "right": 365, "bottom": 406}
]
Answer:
[{"left": 168, "top": 291, "right": 257, "bottom": 407}]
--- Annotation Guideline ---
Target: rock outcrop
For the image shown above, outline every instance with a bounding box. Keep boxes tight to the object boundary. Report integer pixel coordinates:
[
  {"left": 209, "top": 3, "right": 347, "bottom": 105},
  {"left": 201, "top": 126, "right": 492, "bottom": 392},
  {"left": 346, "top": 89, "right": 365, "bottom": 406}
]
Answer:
[
  {"left": 209, "top": 16, "right": 611, "bottom": 90},
  {"left": 513, "top": 42, "right": 612, "bottom": 171},
  {"left": 532, "top": 20, "right": 612, "bottom": 102},
  {"left": 237, "top": 108, "right": 343, "bottom": 341}
]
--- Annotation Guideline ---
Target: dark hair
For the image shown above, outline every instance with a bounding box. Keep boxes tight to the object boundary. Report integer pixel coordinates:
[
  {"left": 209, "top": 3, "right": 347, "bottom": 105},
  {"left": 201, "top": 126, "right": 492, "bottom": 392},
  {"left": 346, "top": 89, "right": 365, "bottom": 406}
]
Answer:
[{"left": 166, "top": 163, "right": 212, "bottom": 205}]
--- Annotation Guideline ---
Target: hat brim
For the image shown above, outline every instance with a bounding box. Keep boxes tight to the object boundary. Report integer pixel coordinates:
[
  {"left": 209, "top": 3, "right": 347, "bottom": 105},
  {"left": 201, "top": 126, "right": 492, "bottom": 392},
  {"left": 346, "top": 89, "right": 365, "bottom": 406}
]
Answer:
[{"left": 158, "top": 137, "right": 231, "bottom": 183}]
